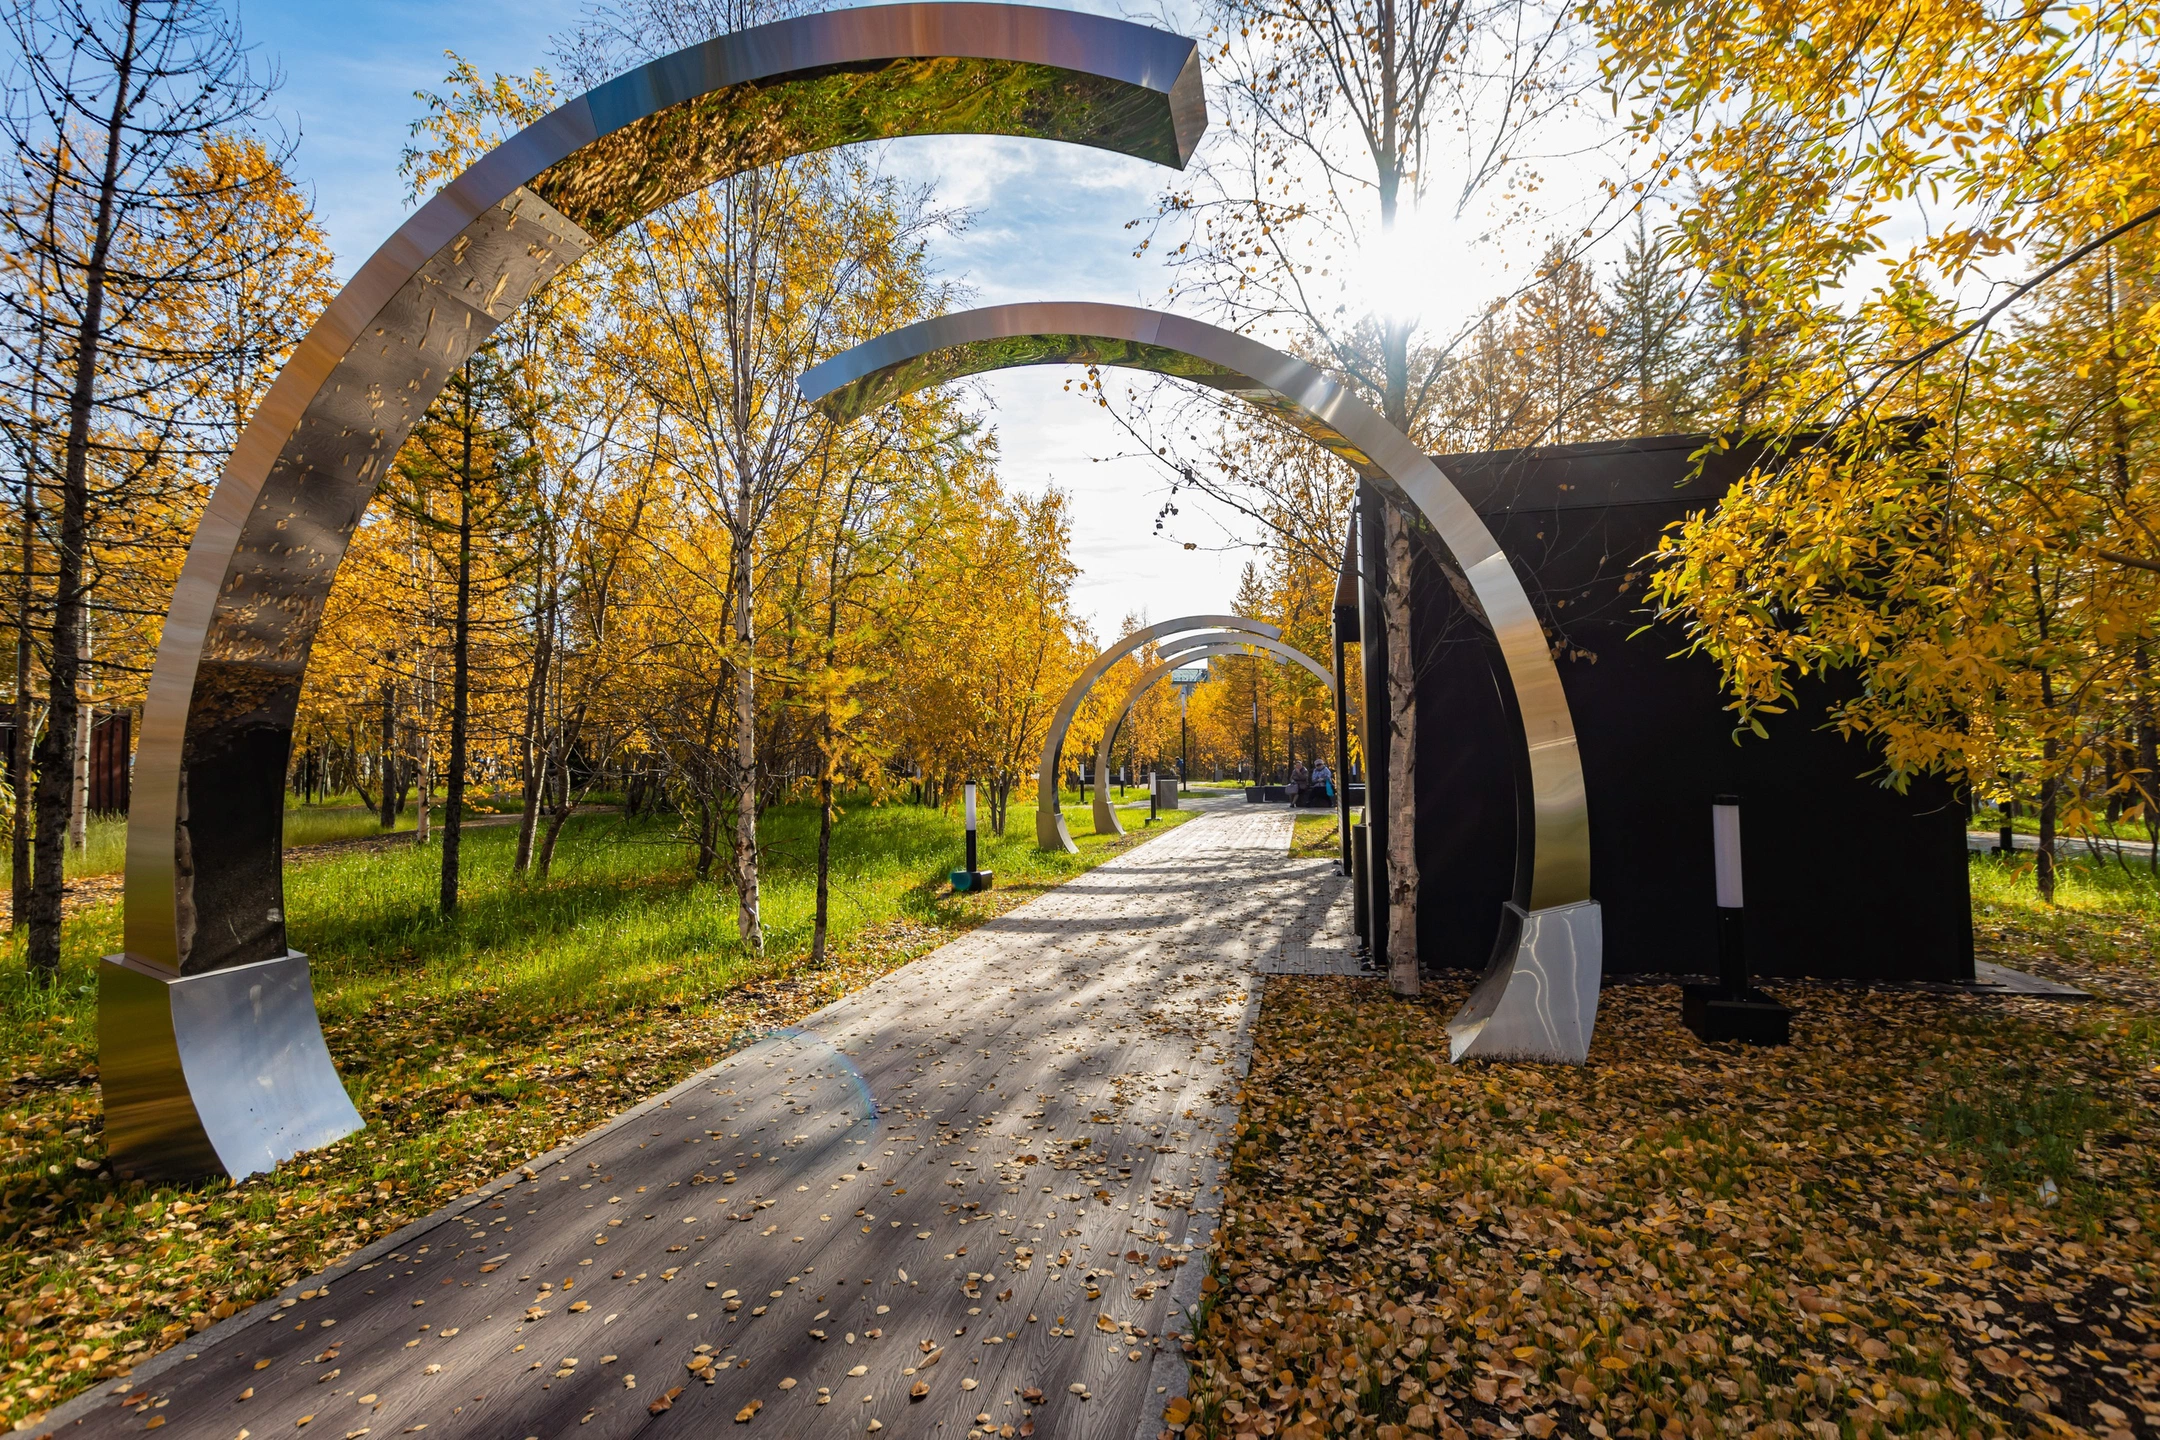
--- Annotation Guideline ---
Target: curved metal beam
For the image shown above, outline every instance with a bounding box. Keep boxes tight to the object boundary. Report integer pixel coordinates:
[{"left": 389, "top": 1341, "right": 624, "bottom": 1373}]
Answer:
[
  {"left": 802, "top": 302, "right": 1602, "bottom": 1063},
  {"left": 111, "top": 6, "right": 1208, "bottom": 1180},
  {"left": 1081, "top": 632, "right": 1247, "bottom": 835},
  {"left": 1006, "top": 613, "right": 1278, "bottom": 852},
  {"left": 1092, "top": 636, "right": 1332, "bottom": 836}
]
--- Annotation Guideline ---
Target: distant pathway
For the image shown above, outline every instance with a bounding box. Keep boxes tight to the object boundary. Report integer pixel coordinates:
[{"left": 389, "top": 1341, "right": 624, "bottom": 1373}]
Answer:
[
  {"left": 1967, "top": 829, "right": 2158, "bottom": 861},
  {"left": 49, "top": 805, "right": 1309, "bottom": 1440}
]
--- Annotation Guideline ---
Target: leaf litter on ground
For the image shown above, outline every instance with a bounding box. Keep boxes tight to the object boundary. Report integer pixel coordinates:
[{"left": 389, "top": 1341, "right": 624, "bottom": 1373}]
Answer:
[{"left": 1180, "top": 875, "right": 2160, "bottom": 1440}]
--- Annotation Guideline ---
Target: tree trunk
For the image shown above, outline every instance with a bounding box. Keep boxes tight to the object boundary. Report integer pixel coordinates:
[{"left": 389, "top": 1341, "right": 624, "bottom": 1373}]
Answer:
[
  {"left": 12, "top": 472, "right": 35, "bottom": 931},
  {"left": 440, "top": 437, "right": 473, "bottom": 916},
  {"left": 2037, "top": 671, "right": 2059, "bottom": 905},
  {"left": 29, "top": 0, "right": 142, "bottom": 983},
  {"left": 69, "top": 629, "right": 89, "bottom": 850},
  {"left": 694, "top": 794, "right": 715, "bottom": 881},
  {"left": 727, "top": 531, "right": 763, "bottom": 955},
  {"left": 414, "top": 691, "right": 432, "bottom": 847},
  {"left": 2136, "top": 644, "right": 2158, "bottom": 874},
  {"left": 535, "top": 746, "right": 578, "bottom": 882},
  {"left": 1383, "top": 501, "right": 1421, "bottom": 996},
  {"left": 1370, "top": 98, "right": 1423, "bottom": 996},
  {"left": 12, "top": 156, "right": 57, "bottom": 935},
  {"left": 2032, "top": 558, "right": 2057, "bottom": 904},
  {"left": 810, "top": 762, "right": 834, "bottom": 967},
  {"left": 378, "top": 678, "right": 397, "bottom": 829},
  {"left": 514, "top": 587, "right": 553, "bottom": 873}
]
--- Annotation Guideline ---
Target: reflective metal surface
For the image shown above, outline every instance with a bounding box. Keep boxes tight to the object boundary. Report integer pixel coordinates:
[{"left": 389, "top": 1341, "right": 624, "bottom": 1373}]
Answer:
[
  {"left": 1091, "top": 635, "right": 1332, "bottom": 836},
  {"left": 117, "top": 7, "right": 1207, "bottom": 1178},
  {"left": 805, "top": 302, "right": 1602, "bottom": 1057},
  {"left": 1023, "top": 615, "right": 1279, "bottom": 852},
  {"left": 102, "top": 952, "right": 362, "bottom": 1180},
  {"left": 1445, "top": 900, "right": 1604, "bottom": 1064},
  {"left": 800, "top": 302, "right": 1592, "bottom": 908},
  {"left": 1088, "top": 634, "right": 1243, "bottom": 837}
]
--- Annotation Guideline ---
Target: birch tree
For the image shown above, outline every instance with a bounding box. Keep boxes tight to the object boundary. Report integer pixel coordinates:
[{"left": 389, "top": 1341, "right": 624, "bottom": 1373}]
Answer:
[{"left": 0, "top": 0, "right": 308, "bottom": 979}]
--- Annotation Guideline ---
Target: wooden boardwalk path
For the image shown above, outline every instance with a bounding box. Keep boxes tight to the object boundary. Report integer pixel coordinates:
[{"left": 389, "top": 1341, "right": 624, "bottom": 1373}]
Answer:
[{"left": 50, "top": 802, "right": 1335, "bottom": 1440}]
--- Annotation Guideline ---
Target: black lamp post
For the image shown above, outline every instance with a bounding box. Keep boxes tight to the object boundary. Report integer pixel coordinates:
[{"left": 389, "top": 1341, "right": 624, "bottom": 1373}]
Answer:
[
  {"left": 1681, "top": 794, "right": 1789, "bottom": 1044},
  {"left": 950, "top": 780, "right": 993, "bottom": 893}
]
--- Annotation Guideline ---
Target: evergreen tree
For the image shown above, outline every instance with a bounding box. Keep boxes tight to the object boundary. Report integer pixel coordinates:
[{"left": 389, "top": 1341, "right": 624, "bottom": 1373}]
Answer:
[{"left": 1603, "top": 216, "right": 1705, "bottom": 435}]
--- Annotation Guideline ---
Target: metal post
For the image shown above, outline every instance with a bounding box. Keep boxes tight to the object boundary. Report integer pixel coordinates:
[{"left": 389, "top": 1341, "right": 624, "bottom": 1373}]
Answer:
[
  {"left": 1682, "top": 793, "right": 1788, "bottom": 1045},
  {"left": 1148, "top": 770, "right": 1157, "bottom": 824},
  {"left": 1333, "top": 627, "right": 1353, "bottom": 876},
  {"left": 965, "top": 782, "right": 979, "bottom": 876},
  {"left": 1713, "top": 795, "right": 1745, "bottom": 996},
  {"left": 952, "top": 781, "right": 993, "bottom": 892},
  {"left": 1356, "top": 482, "right": 1390, "bottom": 964},
  {"left": 1350, "top": 822, "right": 1369, "bottom": 948}
]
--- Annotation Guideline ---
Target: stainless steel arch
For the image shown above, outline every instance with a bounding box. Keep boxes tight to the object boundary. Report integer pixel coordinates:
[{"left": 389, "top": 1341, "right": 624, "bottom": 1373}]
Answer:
[
  {"left": 109, "top": 6, "right": 1208, "bottom": 1179},
  {"left": 1082, "top": 632, "right": 1248, "bottom": 835},
  {"left": 801, "top": 302, "right": 1602, "bottom": 1063},
  {"left": 996, "top": 613, "right": 1279, "bottom": 852},
  {"left": 1092, "top": 635, "right": 1332, "bottom": 837}
]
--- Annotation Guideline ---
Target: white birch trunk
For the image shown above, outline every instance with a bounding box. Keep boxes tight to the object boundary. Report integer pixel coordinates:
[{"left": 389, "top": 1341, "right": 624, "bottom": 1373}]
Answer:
[
  {"left": 730, "top": 543, "right": 763, "bottom": 955},
  {"left": 1384, "top": 502, "right": 1420, "bottom": 997}
]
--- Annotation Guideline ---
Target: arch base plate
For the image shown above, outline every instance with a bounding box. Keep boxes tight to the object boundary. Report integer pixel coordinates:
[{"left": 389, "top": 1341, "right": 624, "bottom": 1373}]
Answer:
[
  {"left": 101, "top": 951, "right": 362, "bottom": 1181},
  {"left": 1037, "top": 807, "right": 1079, "bottom": 853},
  {"left": 1446, "top": 900, "right": 1603, "bottom": 1064},
  {"left": 1092, "top": 787, "right": 1127, "bottom": 836}
]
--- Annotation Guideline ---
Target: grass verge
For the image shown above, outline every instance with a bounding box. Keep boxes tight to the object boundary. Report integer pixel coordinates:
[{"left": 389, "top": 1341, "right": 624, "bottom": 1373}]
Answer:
[
  {"left": 1291, "top": 812, "right": 1342, "bottom": 860},
  {"left": 0, "top": 797, "right": 1191, "bottom": 1427}
]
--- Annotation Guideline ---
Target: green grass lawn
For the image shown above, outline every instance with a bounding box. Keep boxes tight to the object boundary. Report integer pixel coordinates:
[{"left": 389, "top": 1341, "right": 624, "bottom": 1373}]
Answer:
[
  {"left": 1290, "top": 810, "right": 1342, "bottom": 859},
  {"left": 1968, "top": 846, "right": 2160, "bottom": 972},
  {"left": 0, "top": 796, "right": 1192, "bottom": 1425},
  {"left": 13, "top": 785, "right": 564, "bottom": 885},
  {"left": 17, "top": 798, "right": 424, "bottom": 886}
]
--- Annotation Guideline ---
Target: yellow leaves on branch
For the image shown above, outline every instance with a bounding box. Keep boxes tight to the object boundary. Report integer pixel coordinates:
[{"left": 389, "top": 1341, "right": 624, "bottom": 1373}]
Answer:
[{"left": 1598, "top": 0, "right": 2160, "bottom": 804}]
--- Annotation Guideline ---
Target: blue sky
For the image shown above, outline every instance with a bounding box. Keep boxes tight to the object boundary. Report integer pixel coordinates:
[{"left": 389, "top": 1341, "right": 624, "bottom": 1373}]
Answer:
[{"left": 245, "top": 0, "right": 1246, "bottom": 640}]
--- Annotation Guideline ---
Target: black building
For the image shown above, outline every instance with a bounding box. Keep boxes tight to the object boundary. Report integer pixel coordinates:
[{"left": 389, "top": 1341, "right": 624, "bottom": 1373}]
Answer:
[{"left": 1349, "top": 434, "right": 1973, "bottom": 984}]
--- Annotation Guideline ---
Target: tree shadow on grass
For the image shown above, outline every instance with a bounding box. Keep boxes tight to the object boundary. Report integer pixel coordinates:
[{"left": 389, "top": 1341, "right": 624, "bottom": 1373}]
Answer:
[{"left": 290, "top": 807, "right": 984, "bottom": 1065}]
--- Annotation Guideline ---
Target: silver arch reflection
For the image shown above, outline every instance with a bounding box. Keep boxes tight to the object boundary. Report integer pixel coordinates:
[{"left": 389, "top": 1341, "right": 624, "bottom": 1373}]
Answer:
[
  {"left": 802, "top": 303, "right": 1603, "bottom": 1063},
  {"left": 1085, "top": 631, "right": 1254, "bottom": 833},
  {"left": 1091, "top": 635, "right": 1333, "bottom": 837},
  {"left": 112, "top": 6, "right": 1208, "bottom": 1179},
  {"left": 988, "top": 613, "right": 1279, "bottom": 852}
]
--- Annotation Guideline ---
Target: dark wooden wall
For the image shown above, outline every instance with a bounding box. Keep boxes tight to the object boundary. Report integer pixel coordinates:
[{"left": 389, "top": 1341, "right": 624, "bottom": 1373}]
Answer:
[{"left": 1359, "top": 433, "right": 1973, "bottom": 983}]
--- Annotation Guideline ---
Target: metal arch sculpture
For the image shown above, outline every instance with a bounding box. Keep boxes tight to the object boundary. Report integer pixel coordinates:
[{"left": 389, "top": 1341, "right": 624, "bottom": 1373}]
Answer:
[
  {"left": 109, "top": 5, "right": 1207, "bottom": 1181},
  {"left": 1089, "top": 630, "right": 1326, "bottom": 834},
  {"left": 800, "top": 302, "right": 1603, "bottom": 1064},
  {"left": 975, "top": 613, "right": 1281, "bottom": 852},
  {"left": 1091, "top": 635, "right": 1333, "bottom": 837},
  {"left": 1081, "top": 631, "right": 1253, "bottom": 832}
]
